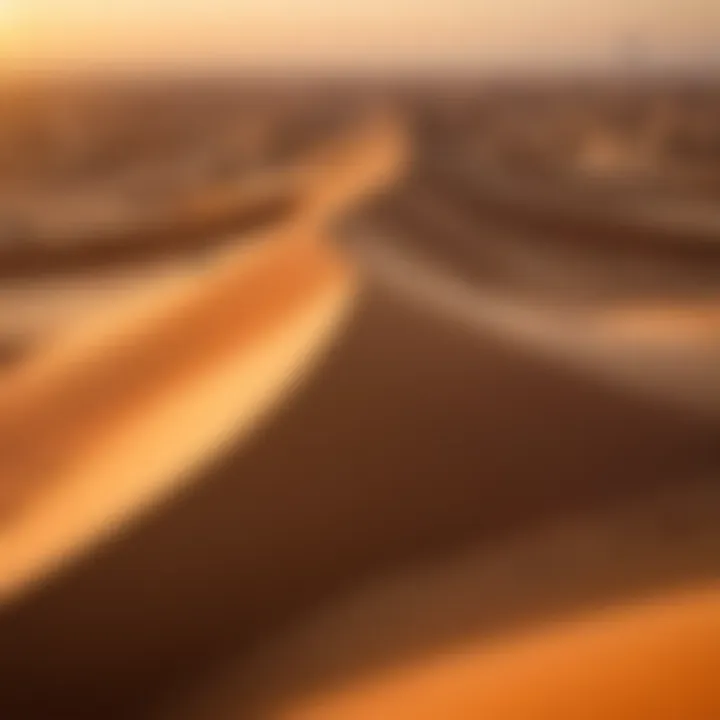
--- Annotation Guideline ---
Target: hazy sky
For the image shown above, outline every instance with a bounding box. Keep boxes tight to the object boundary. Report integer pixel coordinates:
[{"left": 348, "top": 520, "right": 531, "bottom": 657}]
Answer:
[{"left": 3, "top": 0, "right": 720, "bottom": 72}]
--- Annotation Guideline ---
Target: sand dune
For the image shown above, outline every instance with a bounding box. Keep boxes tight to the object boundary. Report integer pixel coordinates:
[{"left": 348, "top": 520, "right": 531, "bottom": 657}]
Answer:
[
  {"left": 0, "top": 113, "right": 408, "bottom": 604},
  {"left": 262, "top": 586, "right": 720, "bottom": 720},
  {"left": 0, "top": 232, "right": 354, "bottom": 596},
  {"left": 0, "top": 115, "right": 717, "bottom": 718},
  {"left": 155, "top": 478, "right": 720, "bottom": 718},
  {"left": 1, "top": 248, "right": 717, "bottom": 715}
]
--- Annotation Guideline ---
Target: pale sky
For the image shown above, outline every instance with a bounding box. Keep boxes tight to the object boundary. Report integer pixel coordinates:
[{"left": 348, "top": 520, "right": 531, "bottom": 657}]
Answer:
[{"left": 2, "top": 0, "right": 719, "bottom": 72}]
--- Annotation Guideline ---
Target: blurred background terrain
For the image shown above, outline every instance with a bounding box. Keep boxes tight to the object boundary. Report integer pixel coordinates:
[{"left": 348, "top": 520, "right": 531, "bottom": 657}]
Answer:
[{"left": 0, "top": 2, "right": 719, "bottom": 717}]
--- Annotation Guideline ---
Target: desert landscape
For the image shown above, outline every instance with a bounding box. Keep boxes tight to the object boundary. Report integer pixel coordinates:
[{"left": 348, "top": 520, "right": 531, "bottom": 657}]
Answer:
[{"left": 0, "top": 72, "right": 718, "bottom": 718}]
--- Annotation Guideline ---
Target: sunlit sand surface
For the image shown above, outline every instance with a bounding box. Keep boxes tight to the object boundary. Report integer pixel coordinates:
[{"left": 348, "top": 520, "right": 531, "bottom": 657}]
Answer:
[
  {"left": 600, "top": 302, "right": 720, "bottom": 345},
  {"left": 276, "top": 587, "right": 720, "bottom": 720}
]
